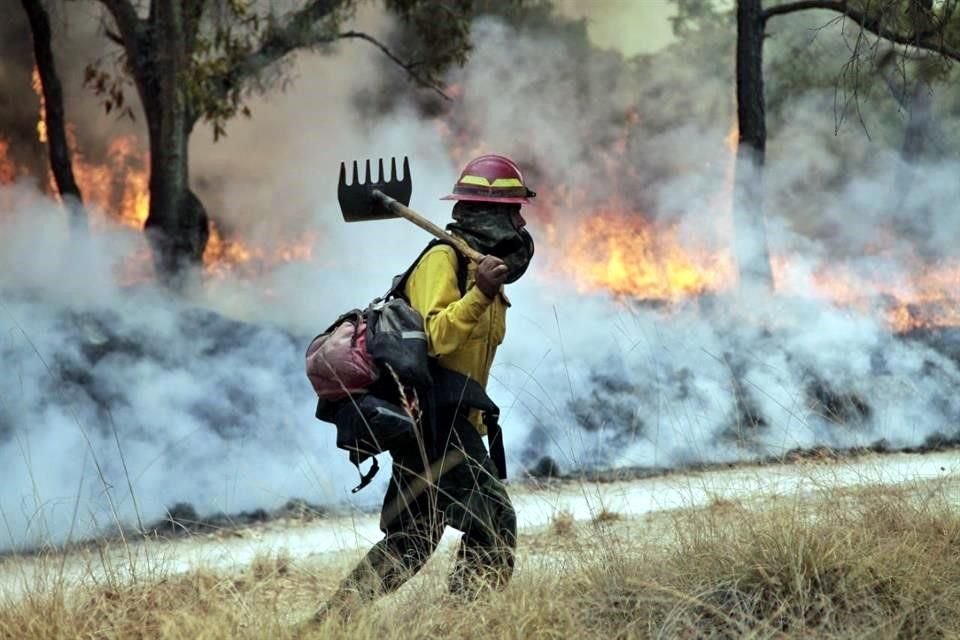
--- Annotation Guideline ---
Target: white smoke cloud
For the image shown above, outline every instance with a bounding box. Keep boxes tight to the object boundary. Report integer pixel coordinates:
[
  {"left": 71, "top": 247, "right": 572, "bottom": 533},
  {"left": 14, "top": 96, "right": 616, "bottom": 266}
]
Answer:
[
  {"left": 446, "top": 13, "right": 960, "bottom": 473},
  {"left": 0, "top": 200, "right": 361, "bottom": 549}
]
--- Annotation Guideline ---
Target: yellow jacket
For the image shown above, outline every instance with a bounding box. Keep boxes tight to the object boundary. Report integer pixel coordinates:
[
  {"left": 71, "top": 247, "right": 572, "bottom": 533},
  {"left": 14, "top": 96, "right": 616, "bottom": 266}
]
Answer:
[{"left": 404, "top": 243, "right": 508, "bottom": 434}]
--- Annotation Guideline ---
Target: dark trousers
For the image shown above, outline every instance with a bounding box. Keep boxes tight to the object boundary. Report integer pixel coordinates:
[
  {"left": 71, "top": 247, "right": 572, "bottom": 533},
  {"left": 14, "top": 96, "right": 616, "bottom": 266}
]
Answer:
[{"left": 335, "top": 410, "right": 517, "bottom": 601}]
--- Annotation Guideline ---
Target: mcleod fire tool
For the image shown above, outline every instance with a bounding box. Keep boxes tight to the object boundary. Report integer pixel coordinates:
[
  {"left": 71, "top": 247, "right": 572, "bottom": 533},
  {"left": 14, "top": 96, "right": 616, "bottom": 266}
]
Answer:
[{"left": 337, "top": 156, "right": 484, "bottom": 262}]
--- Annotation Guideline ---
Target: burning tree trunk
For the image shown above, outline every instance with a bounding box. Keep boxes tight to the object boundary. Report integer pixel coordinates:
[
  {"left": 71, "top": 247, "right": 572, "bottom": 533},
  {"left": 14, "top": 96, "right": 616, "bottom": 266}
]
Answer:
[
  {"left": 98, "top": 0, "right": 208, "bottom": 283},
  {"left": 733, "top": 0, "right": 773, "bottom": 288},
  {"left": 142, "top": 111, "right": 209, "bottom": 281},
  {"left": 135, "top": 2, "right": 208, "bottom": 280},
  {"left": 20, "top": 0, "right": 85, "bottom": 225}
]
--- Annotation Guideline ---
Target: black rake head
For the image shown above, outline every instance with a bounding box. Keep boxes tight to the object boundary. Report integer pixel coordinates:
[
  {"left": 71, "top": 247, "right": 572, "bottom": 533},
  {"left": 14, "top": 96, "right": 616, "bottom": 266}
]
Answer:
[{"left": 337, "top": 156, "right": 412, "bottom": 222}]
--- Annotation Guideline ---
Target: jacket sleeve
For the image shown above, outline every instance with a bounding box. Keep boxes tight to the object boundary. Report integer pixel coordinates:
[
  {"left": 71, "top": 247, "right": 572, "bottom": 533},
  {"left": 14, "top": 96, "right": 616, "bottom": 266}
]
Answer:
[{"left": 405, "top": 246, "right": 492, "bottom": 357}]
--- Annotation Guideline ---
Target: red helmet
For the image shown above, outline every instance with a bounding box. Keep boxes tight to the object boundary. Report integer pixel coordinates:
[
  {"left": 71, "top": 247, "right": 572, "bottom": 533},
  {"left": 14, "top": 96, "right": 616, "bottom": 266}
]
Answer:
[{"left": 441, "top": 154, "right": 536, "bottom": 204}]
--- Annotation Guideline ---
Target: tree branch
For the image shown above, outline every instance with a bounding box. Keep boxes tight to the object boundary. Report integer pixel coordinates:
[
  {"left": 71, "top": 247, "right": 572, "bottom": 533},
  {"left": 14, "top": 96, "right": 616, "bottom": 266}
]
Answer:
[
  {"left": 225, "top": 0, "right": 341, "bottom": 86},
  {"left": 99, "top": 0, "right": 143, "bottom": 52},
  {"left": 876, "top": 49, "right": 910, "bottom": 108},
  {"left": 762, "top": 0, "right": 960, "bottom": 62},
  {"left": 337, "top": 31, "right": 451, "bottom": 100},
  {"left": 182, "top": 0, "right": 205, "bottom": 53},
  {"left": 104, "top": 26, "right": 124, "bottom": 45},
  {"left": 21, "top": 0, "right": 86, "bottom": 224},
  {"left": 215, "top": 1, "right": 451, "bottom": 101}
]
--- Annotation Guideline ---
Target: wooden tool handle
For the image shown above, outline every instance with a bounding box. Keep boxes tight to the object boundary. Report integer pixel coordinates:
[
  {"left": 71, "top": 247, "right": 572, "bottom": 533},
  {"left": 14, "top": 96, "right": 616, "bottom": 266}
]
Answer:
[{"left": 372, "top": 190, "right": 485, "bottom": 263}]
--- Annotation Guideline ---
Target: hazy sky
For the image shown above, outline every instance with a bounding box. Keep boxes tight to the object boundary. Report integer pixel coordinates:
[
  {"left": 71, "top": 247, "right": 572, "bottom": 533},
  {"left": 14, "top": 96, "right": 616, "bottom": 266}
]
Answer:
[{"left": 553, "top": 0, "right": 678, "bottom": 56}]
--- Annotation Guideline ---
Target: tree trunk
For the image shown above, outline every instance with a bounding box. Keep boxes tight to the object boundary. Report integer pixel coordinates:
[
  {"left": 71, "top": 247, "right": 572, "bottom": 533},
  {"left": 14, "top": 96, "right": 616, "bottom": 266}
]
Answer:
[
  {"left": 143, "top": 109, "right": 209, "bottom": 283},
  {"left": 134, "top": 4, "right": 209, "bottom": 284},
  {"left": 0, "top": 8, "right": 47, "bottom": 184},
  {"left": 733, "top": 0, "right": 773, "bottom": 289},
  {"left": 20, "top": 0, "right": 85, "bottom": 225}
]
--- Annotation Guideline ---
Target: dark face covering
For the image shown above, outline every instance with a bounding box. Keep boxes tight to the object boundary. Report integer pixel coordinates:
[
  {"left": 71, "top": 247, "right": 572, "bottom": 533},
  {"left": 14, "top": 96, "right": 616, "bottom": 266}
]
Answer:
[{"left": 447, "top": 202, "right": 535, "bottom": 283}]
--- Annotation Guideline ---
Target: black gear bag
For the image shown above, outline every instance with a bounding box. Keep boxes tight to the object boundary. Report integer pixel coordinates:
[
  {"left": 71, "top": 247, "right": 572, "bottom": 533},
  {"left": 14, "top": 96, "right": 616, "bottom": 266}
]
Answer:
[{"left": 313, "top": 240, "right": 503, "bottom": 492}]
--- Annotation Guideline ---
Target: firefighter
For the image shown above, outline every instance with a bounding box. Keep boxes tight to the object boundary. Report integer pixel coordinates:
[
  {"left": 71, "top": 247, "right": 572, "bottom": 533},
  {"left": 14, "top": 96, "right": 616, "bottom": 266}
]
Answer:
[{"left": 316, "top": 154, "right": 535, "bottom": 619}]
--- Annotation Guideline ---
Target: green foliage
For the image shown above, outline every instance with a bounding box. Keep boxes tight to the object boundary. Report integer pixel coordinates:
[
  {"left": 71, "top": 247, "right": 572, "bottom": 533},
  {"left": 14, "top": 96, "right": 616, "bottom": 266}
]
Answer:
[
  {"left": 82, "top": 56, "right": 136, "bottom": 121},
  {"left": 843, "top": 0, "right": 960, "bottom": 47},
  {"left": 89, "top": 0, "right": 486, "bottom": 140},
  {"left": 184, "top": 0, "right": 354, "bottom": 140},
  {"left": 474, "top": 0, "right": 589, "bottom": 45},
  {"left": 762, "top": 1, "right": 958, "bottom": 144},
  {"left": 671, "top": 0, "right": 731, "bottom": 38},
  {"left": 666, "top": 0, "right": 960, "bottom": 142},
  {"left": 185, "top": 0, "right": 265, "bottom": 140},
  {"left": 383, "top": 0, "right": 476, "bottom": 83}
]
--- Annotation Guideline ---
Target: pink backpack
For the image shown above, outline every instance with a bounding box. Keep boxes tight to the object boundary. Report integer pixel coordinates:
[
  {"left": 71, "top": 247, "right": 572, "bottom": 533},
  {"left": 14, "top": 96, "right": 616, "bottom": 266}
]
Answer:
[{"left": 305, "top": 314, "right": 379, "bottom": 400}]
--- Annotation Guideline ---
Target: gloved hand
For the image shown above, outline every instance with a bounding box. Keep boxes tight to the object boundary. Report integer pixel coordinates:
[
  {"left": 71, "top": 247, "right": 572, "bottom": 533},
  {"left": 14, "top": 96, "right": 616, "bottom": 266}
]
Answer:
[{"left": 476, "top": 255, "right": 509, "bottom": 298}]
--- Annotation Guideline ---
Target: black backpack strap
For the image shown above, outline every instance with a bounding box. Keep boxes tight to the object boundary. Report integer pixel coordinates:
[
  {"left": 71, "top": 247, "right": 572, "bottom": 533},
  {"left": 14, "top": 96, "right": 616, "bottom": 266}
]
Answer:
[
  {"left": 484, "top": 413, "right": 507, "bottom": 480},
  {"left": 451, "top": 244, "right": 468, "bottom": 296},
  {"left": 316, "top": 399, "right": 382, "bottom": 492},
  {"left": 386, "top": 239, "right": 470, "bottom": 301},
  {"left": 350, "top": 454, "right": 380, "bottom": 493}
]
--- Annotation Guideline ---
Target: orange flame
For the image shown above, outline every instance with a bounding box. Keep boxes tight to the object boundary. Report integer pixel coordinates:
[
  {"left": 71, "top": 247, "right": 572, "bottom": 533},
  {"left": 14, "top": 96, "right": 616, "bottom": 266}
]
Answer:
[
  {"left": 31, "top": 67, "right": 47, "bottom": 145},
  {"left": 202, "top": 221, "right": 316, "bottom": 279},
  {"left": 0, "top": 139, "right": 16, "bottom": 185},
  {"left": 561, "top": 206, "right": 735, "bottom": 300},
  {"left": 72, "top": 134, "right": 151, "bottom": 230},
  {"left": 774, "top": 258, "right": 960, "bottom": 332},
  {"left": 26, "top": 63, "right": 149, "bottom": 227},
  {"left": 437, "top": 105, "right": 959, "bottom": 331},
  {"left": 10, "top": 70, "right": 960, "bottom": 322},
  {"left": 13, "top": 66, "right": 315, "bottom": 280}
]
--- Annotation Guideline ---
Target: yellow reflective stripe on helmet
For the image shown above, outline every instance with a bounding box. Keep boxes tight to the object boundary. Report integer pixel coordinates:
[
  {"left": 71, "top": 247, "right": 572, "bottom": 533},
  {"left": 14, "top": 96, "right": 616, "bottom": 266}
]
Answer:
[{"left": 459, "top": 175, "right": 524, "bottom": 188}]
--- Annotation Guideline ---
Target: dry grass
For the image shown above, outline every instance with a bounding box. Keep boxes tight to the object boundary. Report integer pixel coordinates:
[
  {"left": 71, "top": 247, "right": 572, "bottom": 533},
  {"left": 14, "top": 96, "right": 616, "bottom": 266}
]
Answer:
[
  {"left": 592, "top": 507, "right": 623, "bottom": 526},
  {"left": 551, "top": 509, "right": 576, "bottom": 536},
  {"left": 3, "top": 482, "right": 960, "bottom": 639}
]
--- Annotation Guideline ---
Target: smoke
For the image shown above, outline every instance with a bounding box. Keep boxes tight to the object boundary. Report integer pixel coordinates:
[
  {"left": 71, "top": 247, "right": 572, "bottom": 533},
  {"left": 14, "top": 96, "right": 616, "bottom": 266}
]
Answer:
[
  {"left": 491, "top": 282, "right": 960, "bottom": 472},
  {"left": 0, "top": 193, "right": 348, "bottom": 549},
  {"left": 451, "top": 11, "right": 960, "bottom": 470},
  {"left": 551, "top": 0, "right": 677, "bottom": 56},
  {"left": 2, "top": 3, "right": 960, "bottom": 551}
]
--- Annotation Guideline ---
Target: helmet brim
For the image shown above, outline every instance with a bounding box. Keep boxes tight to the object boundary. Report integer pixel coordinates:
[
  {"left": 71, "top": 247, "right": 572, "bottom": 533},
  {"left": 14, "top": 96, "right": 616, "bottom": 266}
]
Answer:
[{"left": 440, "top": 194, "right": 533, "bottom": 204}]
